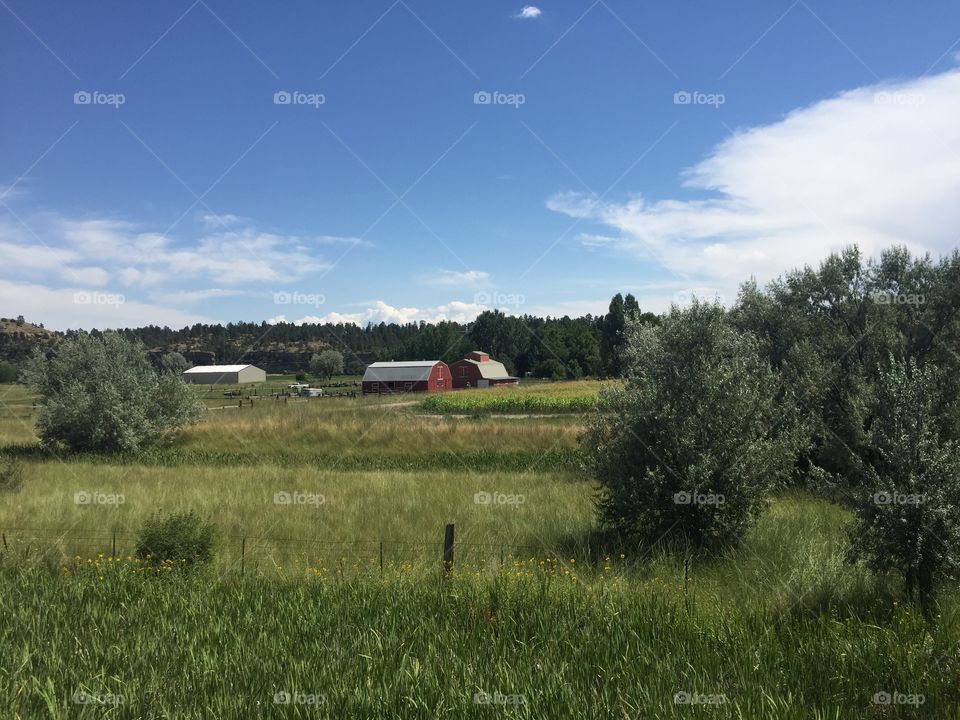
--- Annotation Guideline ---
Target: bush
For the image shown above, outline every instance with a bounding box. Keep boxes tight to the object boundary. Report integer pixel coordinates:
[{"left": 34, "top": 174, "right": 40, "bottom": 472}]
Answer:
[
  {"left": 158, "top": 352, "right": 190, "bottom": 374},
  {"left": 847, "top": 358, "right": 960, "bottom": 617},
  {"left": 0, "top": 361, "right": 17, "bottom": 384},
  {"left": 583, "top": 301, "right": 803, "bottom": 550},
  {"left": 23, "top": 333, "right": 205, "bottom": 454},
  {"left": 135, "top": 510, "right": 216, "bottom": 566},
  {"left": 0, "top": 454, "right": 23, "bottom": 493}
]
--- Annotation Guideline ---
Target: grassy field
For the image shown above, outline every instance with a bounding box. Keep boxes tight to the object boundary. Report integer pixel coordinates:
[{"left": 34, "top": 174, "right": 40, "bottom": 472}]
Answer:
[{"left": 1, "top": 380, "right": 958, "bottom": 717}]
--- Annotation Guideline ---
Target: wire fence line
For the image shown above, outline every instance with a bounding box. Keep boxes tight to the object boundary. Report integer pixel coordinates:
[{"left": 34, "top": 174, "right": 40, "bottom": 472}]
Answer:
[{"left": 0, "top": 526, "right": 564, "bottom": 569}]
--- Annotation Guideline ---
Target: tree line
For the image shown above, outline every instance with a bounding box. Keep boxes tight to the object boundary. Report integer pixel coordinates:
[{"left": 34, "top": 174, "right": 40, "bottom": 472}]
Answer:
[{"left": 92, "top": 296, "right": 658, "bottom": 379}]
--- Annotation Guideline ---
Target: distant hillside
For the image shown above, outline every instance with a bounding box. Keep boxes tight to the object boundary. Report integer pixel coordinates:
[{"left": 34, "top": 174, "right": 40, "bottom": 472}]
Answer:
[{"left": 0, "top": 317, "right": 59, "bottom": 364}]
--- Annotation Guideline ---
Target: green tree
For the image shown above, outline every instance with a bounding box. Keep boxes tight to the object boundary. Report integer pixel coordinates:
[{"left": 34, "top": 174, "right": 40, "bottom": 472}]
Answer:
[
  {"left": 600, "top": 293, "right": 626, "bottom": 376},
  {"left": 583, "top": 301, "right": 801, "bottom": 549},
  {"left": 158, "top": 351, "right": 190, "bottom": 374},
  {"left": 847, "top": 358, "right": 960, "bottom": 617},
  {"left": 23, "top": 333, "right": 205, "bottom": 453},
  {"left": 309, "top": 349, "right": 345, "bottom": 379}
]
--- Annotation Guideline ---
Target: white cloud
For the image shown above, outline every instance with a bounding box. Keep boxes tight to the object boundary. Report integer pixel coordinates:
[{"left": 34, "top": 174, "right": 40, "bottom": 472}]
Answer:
[
  {"left": 550, "top": 69, "right": 960, "bottom": 309},
  {"left": 270, "top": 299, "right": 490, "bottom": 326},
  {"left": 422, "top": 269, "right": 490, "bottom": 286},
  {"left": 149, "top": 288, "right": 245, "bottom": 305},
  {"left": 514, "top": 6, "right": 542, "bottom": 19}
]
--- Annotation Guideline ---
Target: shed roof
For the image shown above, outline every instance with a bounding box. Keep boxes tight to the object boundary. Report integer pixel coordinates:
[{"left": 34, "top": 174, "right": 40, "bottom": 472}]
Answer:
[
  {"left": 363, "top": 361, "right": 443, "bottom": 382},
  {"left": 183, "top": 364, "right": 256, "bottom": 374},
  {"left": 455, "top": 358, "right": 516, "bottom": 380}
]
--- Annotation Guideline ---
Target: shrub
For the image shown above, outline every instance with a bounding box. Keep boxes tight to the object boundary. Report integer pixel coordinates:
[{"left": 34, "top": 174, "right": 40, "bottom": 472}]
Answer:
[
  {"left": 583, "top": 301, "right": 803, "bottom": 550},
  {"left": 158, "top": 352, "right": 190, "bottom": 374},
  {"left": 0, "top": 361, "right": 17, "bottom": 384},
  {"left": 136, "top": 510, "right": 217, "bottom": 566},
  {"left": 0, "top": 454, "right": 23, "bottom": 493},
  {"left": 22, "top": 333, "right": 205, "bottom": 454},
  {"left": 847, "top": 358, "right": 960, "bottom": 617}
]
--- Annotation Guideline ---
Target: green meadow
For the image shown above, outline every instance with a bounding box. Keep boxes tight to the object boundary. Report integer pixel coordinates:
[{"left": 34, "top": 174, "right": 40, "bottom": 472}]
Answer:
[{"left": 1, "top": 380, "right": 957, "bottom": 718}]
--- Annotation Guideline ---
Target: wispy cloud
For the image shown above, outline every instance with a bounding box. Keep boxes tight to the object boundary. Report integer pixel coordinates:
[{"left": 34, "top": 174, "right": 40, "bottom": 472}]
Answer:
[{"left": 422, "top": 269, "right": 490, "bottom": 286}]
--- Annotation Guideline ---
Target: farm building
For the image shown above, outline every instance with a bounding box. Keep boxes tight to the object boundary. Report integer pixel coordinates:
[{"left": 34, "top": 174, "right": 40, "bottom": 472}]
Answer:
[
  {"left": 450, "top": 351, "right": 519, "bottom": 389},
  {"left": 182, "top": 364, "right": 266, "bottom": 385},
  {"left": 362, "top": 360, "right": 451, "bottom": 394}
]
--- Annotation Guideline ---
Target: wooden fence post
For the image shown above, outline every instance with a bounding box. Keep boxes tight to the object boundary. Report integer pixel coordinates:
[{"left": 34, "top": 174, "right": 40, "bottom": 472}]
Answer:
[
  {"left": 111, "top": 530, "right": 116, "bottom": 559},
  {"left": 2, "top": 532, "right": 7, "bottom": 552},
  {"left": 241, "top": 537, "right": 246, "bottom": 577},
  {"left": 379, "top": 541, "right": 384, "bottom": 576},
  {"left": 443, "top": 523, "right": 455, "bottom": 573}
]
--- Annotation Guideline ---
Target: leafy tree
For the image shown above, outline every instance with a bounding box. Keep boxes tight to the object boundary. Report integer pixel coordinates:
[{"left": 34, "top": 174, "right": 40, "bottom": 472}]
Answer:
[
  {"left": 23, "top": 333, "right": 205, "bottom": 453},
  {"left": 847, "top": 358, "right": 960, "bottom": 617},
  {"left": 158, "top": 351, "right": 190, "bottom": 374},
  {"left": 583, "top": 301, "right": 802, "bottom": 549},
  {"left": 309, "top": 349, "right": 345, "bottom": 379}
]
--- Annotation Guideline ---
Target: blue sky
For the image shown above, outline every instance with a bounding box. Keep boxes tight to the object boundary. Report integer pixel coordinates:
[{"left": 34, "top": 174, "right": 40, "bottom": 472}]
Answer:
[{"left": 3, "top": 1, "right": 960, "bottom": 330}]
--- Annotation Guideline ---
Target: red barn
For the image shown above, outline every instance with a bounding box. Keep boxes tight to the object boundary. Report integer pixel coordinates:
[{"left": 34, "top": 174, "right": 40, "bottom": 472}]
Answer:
[
  {"left": 450, "top": 351, "right": 519, "bottom": 389},
  {"left": 362, "top": 360, "right": 452, "bottom": 394}
]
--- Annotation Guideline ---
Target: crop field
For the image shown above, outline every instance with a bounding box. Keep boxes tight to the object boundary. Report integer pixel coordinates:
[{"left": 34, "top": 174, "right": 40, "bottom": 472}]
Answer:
[
  {"left": 417, "top": 379, "right": 613, "bottom": 414},
  {"left": 2, "top": 380, "right": 959, "bottom": 718}
]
